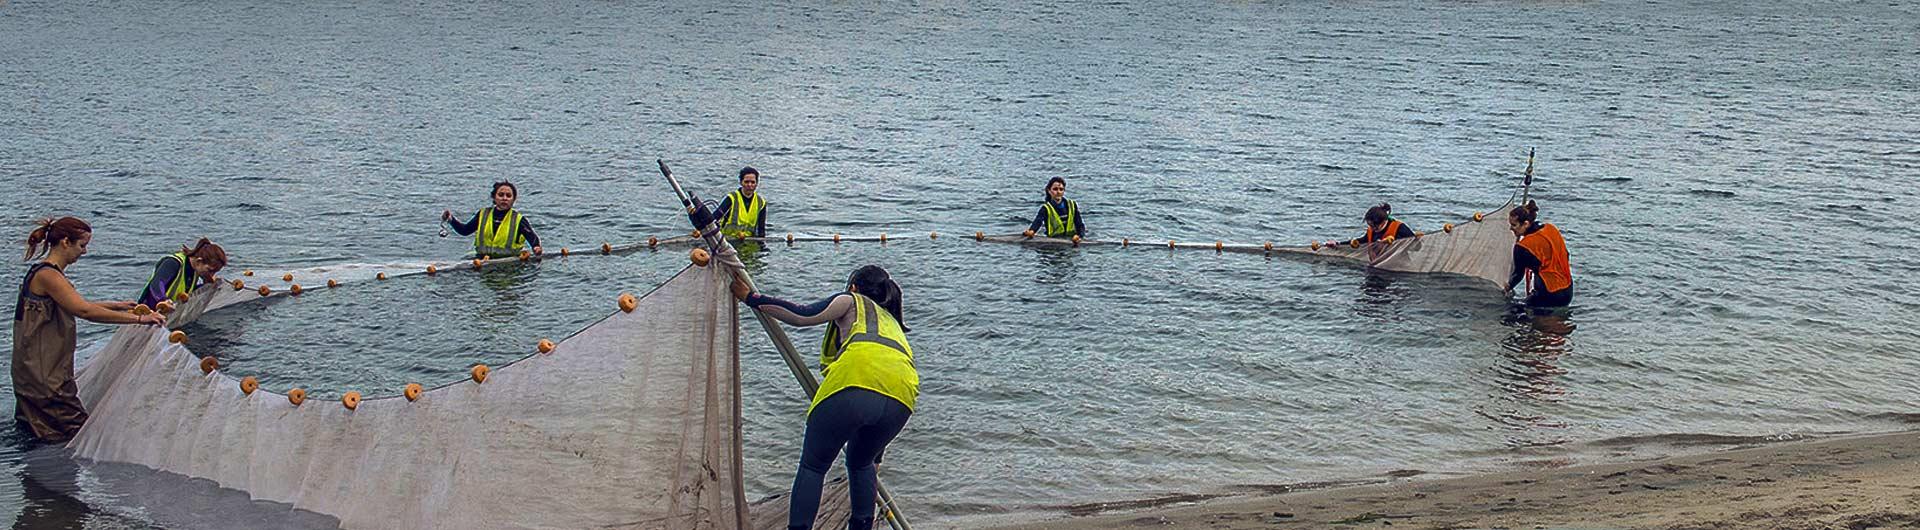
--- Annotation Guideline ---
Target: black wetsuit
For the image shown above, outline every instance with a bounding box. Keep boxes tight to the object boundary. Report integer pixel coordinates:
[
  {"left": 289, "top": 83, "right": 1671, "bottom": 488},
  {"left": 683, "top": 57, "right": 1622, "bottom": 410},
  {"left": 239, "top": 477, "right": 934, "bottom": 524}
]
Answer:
[{"left": 447, "top": 207, "right": 541, "bottom": 249}]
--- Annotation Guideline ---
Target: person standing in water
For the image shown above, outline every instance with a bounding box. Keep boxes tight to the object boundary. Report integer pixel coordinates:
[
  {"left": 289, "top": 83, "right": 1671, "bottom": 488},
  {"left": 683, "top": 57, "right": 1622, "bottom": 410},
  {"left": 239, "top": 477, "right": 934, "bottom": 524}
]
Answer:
[
  {"left": 1024, "top": 176, "right": 1086, "bottom": 239},
  {"left": 135, "top": 237, "right": 227, "bottom": 308},
  {"left": 715, "top": 166, "right": 767, "bottom": 240},
  {"left": 1328, "top": 203, "right": 1416, "bottom": 248},
  {"left": 731, "top": 265, "right": 918, "bottom": 530},
  {"left": 14, "top": 217, "right": 166, "bottom": 442},
  {"left": 443, "top": 181, "right": 542, "bottom": 258},
  {"left": 1507, "top": 200, "right": 1573, "bottom": 314}
]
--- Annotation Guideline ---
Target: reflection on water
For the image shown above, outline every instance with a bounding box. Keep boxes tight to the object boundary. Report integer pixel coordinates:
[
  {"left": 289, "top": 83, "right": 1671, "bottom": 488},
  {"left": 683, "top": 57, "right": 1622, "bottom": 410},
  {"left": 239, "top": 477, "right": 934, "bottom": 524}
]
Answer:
[
  {"left": 4, "top": 433, "right": 339, "bottom": 529},
  {"left": 1030, "top": 246, "right": 1080, "bottom": 286}
]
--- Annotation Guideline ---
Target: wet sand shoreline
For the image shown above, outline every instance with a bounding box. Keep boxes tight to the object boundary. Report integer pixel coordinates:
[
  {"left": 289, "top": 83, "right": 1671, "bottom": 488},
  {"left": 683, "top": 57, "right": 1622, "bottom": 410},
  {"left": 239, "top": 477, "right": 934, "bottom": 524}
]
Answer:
[{"left": 987, "top": 430, "right": 1920, "bottom": 529}]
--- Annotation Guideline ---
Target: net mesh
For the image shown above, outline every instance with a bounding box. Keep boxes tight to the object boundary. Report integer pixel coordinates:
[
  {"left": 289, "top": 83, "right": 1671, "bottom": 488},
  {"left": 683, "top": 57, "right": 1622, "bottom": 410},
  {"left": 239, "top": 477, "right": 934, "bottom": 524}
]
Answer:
[{"left": 67, "top": 263, "right": 787, "bottom": 529}]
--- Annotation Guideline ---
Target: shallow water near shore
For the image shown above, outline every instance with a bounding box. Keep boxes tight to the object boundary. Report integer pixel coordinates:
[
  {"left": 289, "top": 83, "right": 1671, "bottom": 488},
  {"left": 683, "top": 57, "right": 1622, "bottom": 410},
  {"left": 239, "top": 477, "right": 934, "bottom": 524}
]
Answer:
[{"left": 3, "top": 0, "right": 1918, "bottom": 527}]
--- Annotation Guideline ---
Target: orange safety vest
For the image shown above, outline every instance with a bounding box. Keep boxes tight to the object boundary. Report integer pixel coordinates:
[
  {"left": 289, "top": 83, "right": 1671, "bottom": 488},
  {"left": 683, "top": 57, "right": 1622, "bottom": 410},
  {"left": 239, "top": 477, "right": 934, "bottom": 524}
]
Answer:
[
  {"left": 1517, "top": 223, "right": 1572, "bottom": 292},
  {"left": 1368, "top": 220, "right": 1404, "bottom": 242}
]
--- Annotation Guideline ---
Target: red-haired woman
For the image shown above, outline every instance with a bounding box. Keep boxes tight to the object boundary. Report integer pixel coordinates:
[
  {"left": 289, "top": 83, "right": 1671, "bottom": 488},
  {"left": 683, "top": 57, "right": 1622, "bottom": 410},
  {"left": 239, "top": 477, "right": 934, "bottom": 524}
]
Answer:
[{"left": 13, "top": 217, "right": 165, "bottom": 442}]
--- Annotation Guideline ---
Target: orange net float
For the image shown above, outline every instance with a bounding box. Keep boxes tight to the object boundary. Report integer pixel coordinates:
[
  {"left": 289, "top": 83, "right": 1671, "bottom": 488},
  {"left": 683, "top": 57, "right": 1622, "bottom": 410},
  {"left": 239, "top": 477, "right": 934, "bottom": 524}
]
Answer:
[
  {"left": 258, "top": 285, "right": 272, "bottom": 297},
  {"left": 173, "top": 291, "right": 189, "bottom": 303},
  {"left": 1121, "top": 238, "right": 1130, "bottom": 247},
  {"left": 287, "top": 388, "right": 307, "bottom": 406},
  {"left": 974, "top": 232, "right": 984, "bottom": 242},
  {"left": 282, "top": 273, "right": 294, "bottom": 282},
  {"left": 1072, "top": 235, "right": 1082, "bottom": 247},
  {"left": 240, "top": 376, "right": 259, "bottom": 395},
  {"left": 169, "top": 330, "right": 188, "bottom": 344},
  {"left": 1311, "top": 241, "right": 1322, "bottom": 251},
  {"left": 833, "top": 234, "right": 841, "bottom": 244},
  {"left": 559, "top": 247, "right": 570, "bottom": 256},
  {"left": 130, "top": 304, "right": 152, "bottom": 316},
  {"left": 199, "top": 356, "right": 217, "bottom": 374},
  {"left": 327, "top": 279, "right": 339, "bottom": 288},
  {"left": 1215, "top": 241, "right": 1224, "bottom": 252},
  {"left": 879, "top": 233, "right": 889, "bottom": 243},
  {"left": 242, "top": 270, "right": 254, "bottom": 277},
  {"left": 602, "top": 242, "right": 612, "bottom": 255},
  {"left": 403, "top": 383, "right": 423, "bottom": 401},
  {"left": 1473, "top": 212, "right": 1485, "bottom": 222},
  {"left": 786, "top": 233, "right": 795, "bottom": 244},
  {"left": 929, "top": 232, "right": 938, "bottom": 240},
  {"left": 1264, "top": 242, "right": 1274, "bottom": 252},
  {"left": 1167, "top": 240, "right": 1177, "bottom": 249},
  {"left": 472, "top": 258, "right": 486, "bottom": 268},
  {"left": 376, "top": 272, "right": 388, "bottom": 281},
  {"left": 689, "top": 230, "right": 700, "bottom": 239},
  {"left": 156, "top": 299, "right": 176, "bottom": 314},
  {"left": 342, "top": 391, "right": 361, "bottom": 411},
  {"left": 537, "top": 339, "right": 556, "bottom": 354},
  {"left": 1349, "top": 239, "right": 1361, "bottom": 249},
  {"left": 1443, "top": 223, "right": 1455, "bottom": 233},
  {"left": 689, "top": 248, "right": 711, "bottom": 267},
  {"left": 470, "top": 364, "right": 490, "bottom": 384},
  {"left": 426, "top": 265, "right": 438, "bottom": 275},
  {"left": 231, "top": 279, "right": 245, "bottom": 291},
  {"left": 647, "top": 237, "right": 659, "bottom": 248},
  {"left": 1414, "top": 231, "right": 1426, "bottom": 238},
  {"left": 290, "top": 284, "right": 303, "bottom": 296},
  {"left": 519, "top": 250, "right": 532, "bottom": 262},
  {"left": 618, "top": 293, "right": 638, "bottom": 313}
]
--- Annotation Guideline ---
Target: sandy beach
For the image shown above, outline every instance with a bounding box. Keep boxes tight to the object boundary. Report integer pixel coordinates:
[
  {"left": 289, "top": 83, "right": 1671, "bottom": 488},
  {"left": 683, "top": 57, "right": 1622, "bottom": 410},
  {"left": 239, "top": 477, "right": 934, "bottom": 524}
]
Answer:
[{"left": 991, "top": 431, "right": 1920, "bottom": 530}]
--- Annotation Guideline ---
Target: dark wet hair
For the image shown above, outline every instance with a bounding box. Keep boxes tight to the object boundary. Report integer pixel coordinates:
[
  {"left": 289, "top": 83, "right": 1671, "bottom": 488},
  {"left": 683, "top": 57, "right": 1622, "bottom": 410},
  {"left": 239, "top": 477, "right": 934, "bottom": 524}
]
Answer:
[
  {"left": 491, "top": 181, "right": 518, "bottom": 198},
  {"left": 739, "top": 167, "right": 759, "bottom": 181},
  {"left": 848, "top": 265, "right": 907, "bottom": 332},
  {"left": 1509, "top": 200, "right": 1540, "bottom": 224},
  {"left": 25, "top": 217, "right": 91, "bottom": 260},
  {"left": 1043, "top": 177, "right": 1067, "bottom": 201},
  {"left": 1365, "top": 203, "right": 1393, "bottom": 226},
  {"left": 182, "top": 237, "right": 227, "bottom": 270}
]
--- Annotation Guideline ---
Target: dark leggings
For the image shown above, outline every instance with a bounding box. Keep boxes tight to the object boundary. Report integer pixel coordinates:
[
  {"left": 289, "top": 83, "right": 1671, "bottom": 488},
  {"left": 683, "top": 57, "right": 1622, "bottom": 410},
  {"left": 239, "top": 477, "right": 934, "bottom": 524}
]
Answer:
[
  {"left": 1526, "top": 282, "right": 1574, "bottom": 315},
  {"left": 789, "top": 388, "right": 912, "bottom": 530}
]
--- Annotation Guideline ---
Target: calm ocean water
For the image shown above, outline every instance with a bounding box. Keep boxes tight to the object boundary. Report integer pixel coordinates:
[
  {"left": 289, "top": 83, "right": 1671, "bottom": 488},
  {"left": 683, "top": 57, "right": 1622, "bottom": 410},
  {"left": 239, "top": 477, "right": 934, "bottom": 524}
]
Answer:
[{"left": 2, "top": 0, "right": 1917, "bottom": 527}]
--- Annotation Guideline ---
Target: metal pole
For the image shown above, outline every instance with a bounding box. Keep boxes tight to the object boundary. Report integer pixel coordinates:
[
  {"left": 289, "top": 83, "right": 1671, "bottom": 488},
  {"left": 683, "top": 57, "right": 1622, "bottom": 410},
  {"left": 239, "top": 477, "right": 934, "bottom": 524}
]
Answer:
[{"left": 657, "top": 160, "right": 914, "bottom": 530}]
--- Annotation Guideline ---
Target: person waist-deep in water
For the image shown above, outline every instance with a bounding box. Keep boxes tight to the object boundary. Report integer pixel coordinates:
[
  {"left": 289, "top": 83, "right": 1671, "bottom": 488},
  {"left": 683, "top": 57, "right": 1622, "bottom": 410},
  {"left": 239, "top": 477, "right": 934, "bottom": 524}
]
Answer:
[
  {"left": 13, "top": 217, "right": 167, "bottom": 442},
  {"left": 1506, "top": 200, "right": 1574, "bottom": 313},
  {"left": 1025, "top": 176, "right": 1087, "bottom": 240},
  {"left": 1327, "top": 203, "right": 1417, "bottom": 248},
  {"left": 135, "top": 237, "right": 227, "bottom": 308},
  {"left": 733, "top": 265, "right": 918, "bottom": 530},
  {"left": 716, "top": 166, "right": 768, "bottom": 239},
  {"left": 443, "top": 180, "right": 542, "bottom": 259}
]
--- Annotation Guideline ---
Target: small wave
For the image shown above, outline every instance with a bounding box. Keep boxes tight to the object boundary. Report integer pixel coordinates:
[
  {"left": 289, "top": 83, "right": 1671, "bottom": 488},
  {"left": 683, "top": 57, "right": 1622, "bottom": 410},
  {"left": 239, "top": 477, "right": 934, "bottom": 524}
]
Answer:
[
  {"left": 1864, "top": 412, "right": 1920, "bottom": 424},
  {"left": 1588, "top": 432, "right": 1806, "bottom": 448},
  {"left": 1596, "top": 176, "right": 1633, "bottom": 182},
  {"left": 1688, "top": 189, "right": 1736, "bottom": 198},
  {"left": 1316, "top": 163, "right": 1353, "bottom": 171},
  {"left": 1408, "top": 118, "right": 1446, "bottom": 126},
  {"left": 1227, "top": 478, "right": 1379, "bottom": 495},
  {"left": 1054, "top": 493, "right": 1225, "bottom": 516}
]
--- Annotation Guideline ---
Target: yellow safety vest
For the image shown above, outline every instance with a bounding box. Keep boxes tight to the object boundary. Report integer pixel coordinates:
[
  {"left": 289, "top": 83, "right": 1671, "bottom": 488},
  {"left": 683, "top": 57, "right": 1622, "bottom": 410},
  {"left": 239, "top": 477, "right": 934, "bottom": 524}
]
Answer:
[
  {"left": 474, "top": 208, "right": 525, "bottom": 258},
  {"left": 143, "top": 252, "right": 193, "bottom": 302},
  {"left": 814, "top": 293, "right": 919, "bottom": 414},
  {"left": 1042, "top": 199, "right": 1078, "bottom": 238},
  {"left": 721, "top": 190, "right": 765, "bottom": 239}
]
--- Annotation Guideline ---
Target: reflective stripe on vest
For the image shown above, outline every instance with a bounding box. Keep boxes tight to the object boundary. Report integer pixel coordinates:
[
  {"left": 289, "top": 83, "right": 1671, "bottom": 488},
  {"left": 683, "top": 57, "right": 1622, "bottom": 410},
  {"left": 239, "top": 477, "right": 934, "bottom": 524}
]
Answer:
[
  {"left": 814, "top": 293, "right": 918, "bottom": 413},
  {"left": 474, "top": 208, "right": 525, "bottom": 258},
  {"left": 721, "top": 190, "right": 764, "bottom": 239},
  {"left": 1368, "top": 219, "right": 1403, "bottom": 243},
  {"left": 1043, "top": 199, "right": 1078, "bottom": 238},
  {"left": 1518, "top": 223, "right": 1573, "bottom": 292},
  {"left": 143, "top": 252, "right": 192, "bottom": 302}
]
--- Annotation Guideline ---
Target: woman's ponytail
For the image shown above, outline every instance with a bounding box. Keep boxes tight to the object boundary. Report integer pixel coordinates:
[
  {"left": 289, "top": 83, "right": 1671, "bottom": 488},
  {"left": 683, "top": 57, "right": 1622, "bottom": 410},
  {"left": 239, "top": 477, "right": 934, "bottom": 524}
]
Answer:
[
  {"left": 24, "top": 217, "right": 91, "bottom": 261},
  {"left": 849, "top": 265, "right": 909, "bottom": 332}
]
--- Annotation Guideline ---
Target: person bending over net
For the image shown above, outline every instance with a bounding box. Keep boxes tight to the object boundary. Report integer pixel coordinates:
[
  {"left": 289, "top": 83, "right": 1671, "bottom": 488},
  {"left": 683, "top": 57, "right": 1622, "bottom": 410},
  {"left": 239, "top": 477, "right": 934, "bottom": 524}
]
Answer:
[
  {"left": 443, "top": 180, "right": 542, "bottom": 258},
  {"left": 732, "top": 265, "right": 918, "bottom": 530},
  {"left": 1506, "top": 200, "right": 1573, "bottom": 315},
  {"left": 1325, "top": 203, "right": 1416, "bottom": 249},
  {"left": 136, "top": 237, "right": 226, "bottom": 308},
  {"left": 14, "top": 217, "right": 166, "bottom": 443}
]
